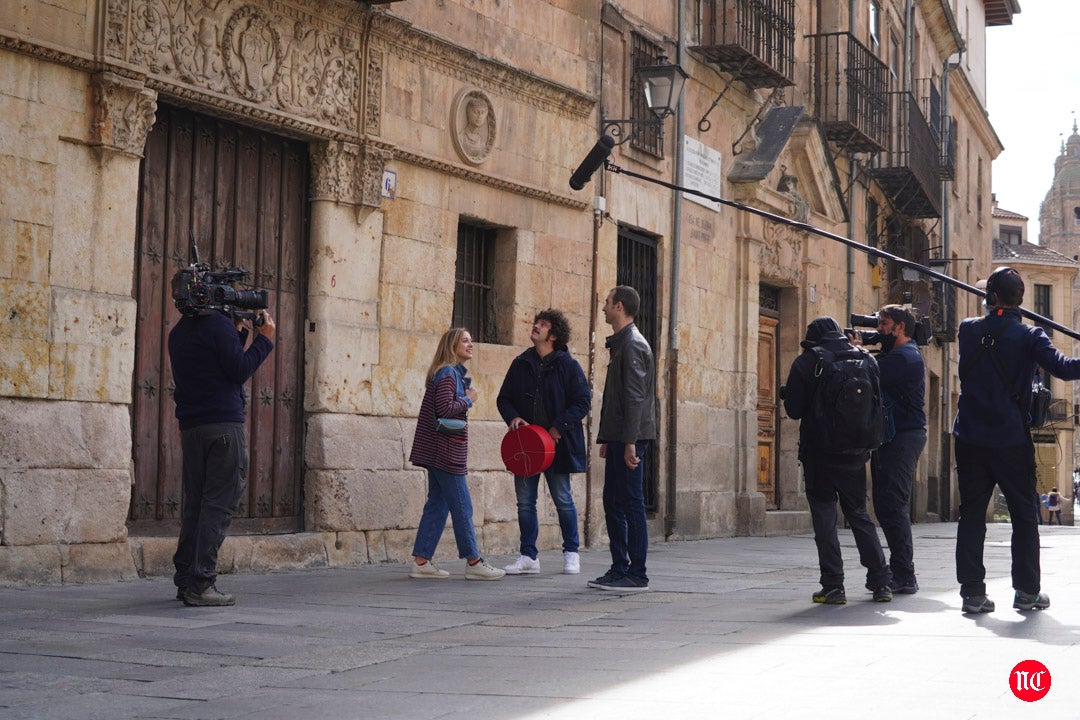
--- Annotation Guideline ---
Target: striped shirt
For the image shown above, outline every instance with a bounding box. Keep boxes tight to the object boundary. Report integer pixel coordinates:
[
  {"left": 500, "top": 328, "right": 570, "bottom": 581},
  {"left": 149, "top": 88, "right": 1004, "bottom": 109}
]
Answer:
[{"left": 409, "top": 365, "right": 471, "bottom": 474}]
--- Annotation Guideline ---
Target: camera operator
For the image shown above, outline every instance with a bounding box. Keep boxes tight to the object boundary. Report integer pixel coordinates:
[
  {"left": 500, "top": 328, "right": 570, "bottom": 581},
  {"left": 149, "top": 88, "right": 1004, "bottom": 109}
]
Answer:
[
  {"left": 953, "top": 266, "right": 1080, "bottom": 614},
  {"left": 859, "top": 305, "right": 926, "bottom": 596},
  {"left": 168, "top": 304, "right": 275, "bottom": 606}
]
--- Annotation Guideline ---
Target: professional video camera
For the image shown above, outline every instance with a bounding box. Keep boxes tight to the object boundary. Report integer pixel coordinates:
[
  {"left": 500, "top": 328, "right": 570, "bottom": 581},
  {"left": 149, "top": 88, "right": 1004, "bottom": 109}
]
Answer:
[
  {"left": 171, "top": 243, "right": 269, "bottom": 324},
  {"left": 847, "top": 307, "right": 932, "bottom": 347}
]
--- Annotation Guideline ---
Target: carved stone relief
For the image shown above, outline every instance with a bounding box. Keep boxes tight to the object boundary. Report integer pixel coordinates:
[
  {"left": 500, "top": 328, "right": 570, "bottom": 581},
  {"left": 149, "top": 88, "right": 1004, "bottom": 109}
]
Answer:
[
  {"left": 451, "top": 88, "right": 495, "bottom": 166},
  {"left": 310, "top": 139, "right": 392, "bottom": 208},
  {"left": 107, "top": 0, "right": 367, "bottom": 136},
  {"left": 91, "top": 72, "right": 159, "bottom": 157}
]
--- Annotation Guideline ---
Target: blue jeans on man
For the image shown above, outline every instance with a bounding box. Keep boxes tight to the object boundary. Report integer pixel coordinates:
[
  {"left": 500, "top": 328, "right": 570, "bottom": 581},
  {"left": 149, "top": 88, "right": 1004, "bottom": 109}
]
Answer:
[
  {"left": 603, "top": 441, "right": 648, "bottom": 583},
  {"left": 514, "top": 472, "right": 579, "bottom": 559},
  {"left": 870, "top": 427, "right": 927, "bottom": 588},
  {"left": 411, "top": 468, "right": 479, "bottom": 560}
]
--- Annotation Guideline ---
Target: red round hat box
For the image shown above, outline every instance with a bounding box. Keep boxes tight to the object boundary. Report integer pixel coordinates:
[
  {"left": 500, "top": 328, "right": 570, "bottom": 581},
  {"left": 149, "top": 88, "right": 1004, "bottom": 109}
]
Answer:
[{"left": 501, "top": 425, "right": 556, "bottom": 477}]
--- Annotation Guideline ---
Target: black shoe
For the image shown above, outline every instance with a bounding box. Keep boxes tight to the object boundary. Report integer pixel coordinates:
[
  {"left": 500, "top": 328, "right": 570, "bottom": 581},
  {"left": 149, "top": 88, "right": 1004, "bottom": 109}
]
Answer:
[
  {"left": 889, "top": 578, "right": 919, "bottom": 594},
  {"left": 587, "top": 569, "right": 624, "bottom": 589},
  {"left": 872, "top": 586, "right": 893, "bottom": 602},
  {"left": 961, "top": 594, "right": 995, "bottom": 614},
  {"left": 175, "top": 588, "right": 185, "bottom": 601},
  {"left": 812, "top": 587, "right": 847, "bottom": 605},
  {"left": 182, "top": 584, "right": 236, "bottom": 607},
  {"left": 595, "top": 575, "right": 649, "bottom": 592}
]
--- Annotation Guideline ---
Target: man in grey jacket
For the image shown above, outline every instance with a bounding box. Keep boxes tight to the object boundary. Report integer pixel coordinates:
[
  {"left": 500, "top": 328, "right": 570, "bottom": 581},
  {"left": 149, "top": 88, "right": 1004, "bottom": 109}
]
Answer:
[{"left": 589, "top": 285, "right": 656, "bottom": 591}]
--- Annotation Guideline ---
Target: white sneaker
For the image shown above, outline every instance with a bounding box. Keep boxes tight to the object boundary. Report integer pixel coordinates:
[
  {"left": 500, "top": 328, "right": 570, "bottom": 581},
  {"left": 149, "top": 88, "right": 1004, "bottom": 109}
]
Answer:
[
  {"left": 562, "top": 551, "right": 580, "bottom": 575},
  {"left": 503, "top": 555, "right": 540, "bottom": 575},
  {"left": 409, "top": 560, "right": 450, "bottom": 579},
  {"left": 465, "top": 559, "right": 506, "bottom": 581}
]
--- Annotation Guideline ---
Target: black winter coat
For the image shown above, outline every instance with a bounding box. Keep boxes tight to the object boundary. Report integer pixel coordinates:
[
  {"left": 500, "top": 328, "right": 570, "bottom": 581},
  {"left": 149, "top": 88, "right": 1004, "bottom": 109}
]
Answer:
[{"left": 496, "top": 348, "right": 591, "bottom": 474}]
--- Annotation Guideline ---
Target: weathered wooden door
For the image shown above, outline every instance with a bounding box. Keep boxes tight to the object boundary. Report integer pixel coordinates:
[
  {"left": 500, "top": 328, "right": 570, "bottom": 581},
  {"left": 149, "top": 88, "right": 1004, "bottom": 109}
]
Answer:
[
  {"left": 129, "top": 104, "right": 307, "bottom": 535},
  {"left": 757, "top": 315, "right": 779, "bottom": 508}
]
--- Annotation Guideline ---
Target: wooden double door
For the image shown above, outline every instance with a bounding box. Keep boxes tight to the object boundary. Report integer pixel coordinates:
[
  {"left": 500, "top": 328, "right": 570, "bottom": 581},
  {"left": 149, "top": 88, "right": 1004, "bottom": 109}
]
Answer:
[{"left": 129, "top": 104, "right": 308, "bottom": 535}]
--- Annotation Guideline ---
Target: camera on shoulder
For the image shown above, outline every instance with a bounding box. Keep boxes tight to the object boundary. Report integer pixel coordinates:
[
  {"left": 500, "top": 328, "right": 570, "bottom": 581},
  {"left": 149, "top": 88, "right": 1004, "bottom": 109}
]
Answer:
[{"left": 171, "top": 242, "right": 269, "bottom": 324}]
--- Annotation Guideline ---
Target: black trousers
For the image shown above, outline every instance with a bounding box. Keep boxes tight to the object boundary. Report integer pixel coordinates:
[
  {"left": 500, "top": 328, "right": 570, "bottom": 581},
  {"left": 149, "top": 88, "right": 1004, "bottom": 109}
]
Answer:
[
  {"left": 870, "top": 428, "right": 927, "bottom": 584},
  {"left": 173, "top": 422, "right": 247, "bottom": 594},
  {"left": 803, "top": 455, "right": 890, "bottom": 590},
  {"left": 954, "top": 438, "right": 1040, "bottom": 597}
]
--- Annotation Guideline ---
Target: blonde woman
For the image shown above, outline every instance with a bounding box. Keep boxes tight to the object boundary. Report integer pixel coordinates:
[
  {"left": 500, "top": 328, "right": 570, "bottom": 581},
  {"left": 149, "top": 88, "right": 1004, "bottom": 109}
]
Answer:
[{"left": 408, "top": 328, "right": 504, "bottom": 580}]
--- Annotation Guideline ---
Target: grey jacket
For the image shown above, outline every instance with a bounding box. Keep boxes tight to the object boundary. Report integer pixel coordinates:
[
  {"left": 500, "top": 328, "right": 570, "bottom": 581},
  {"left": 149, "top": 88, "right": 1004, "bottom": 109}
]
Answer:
[{"left": 597, "top": 323, "right": 657, "bottom": 444}]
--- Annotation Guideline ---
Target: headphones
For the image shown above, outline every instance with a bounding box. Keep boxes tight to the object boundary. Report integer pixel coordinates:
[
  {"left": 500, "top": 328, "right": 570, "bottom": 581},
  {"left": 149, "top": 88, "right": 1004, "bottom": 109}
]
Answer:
[{"left": 985, "top": 266, "right": 1021, "bottom": 307}]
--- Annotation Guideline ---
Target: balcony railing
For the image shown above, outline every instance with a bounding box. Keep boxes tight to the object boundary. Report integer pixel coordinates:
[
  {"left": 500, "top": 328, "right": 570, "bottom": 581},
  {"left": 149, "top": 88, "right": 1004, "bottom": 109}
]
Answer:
[
  {"left": 809, "top": 32, "right": 889, "bottom": 153},
  {"left": 938, "top": 116, "right": 956, "bottom": 180},
  {"left": 691, "top": 0, "right": 796, "bottom": 88},
  {"left": 869, "top": 91, "right": 942, "bottom": 218}
]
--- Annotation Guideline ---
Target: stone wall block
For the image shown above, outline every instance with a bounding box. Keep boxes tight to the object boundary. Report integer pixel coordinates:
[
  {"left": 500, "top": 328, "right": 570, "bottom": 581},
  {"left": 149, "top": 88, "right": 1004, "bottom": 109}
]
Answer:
[
  {"left": 0, "top": 399, "right": 131, "bottom": 470},
  {"left": 1, "top": 468, "right": 130, "bottom": 545},
  {"left": 248, "top": 534, "right": 328, "bottom": 572},
  {"left": 62, "top": 542, "right": 138, "bottom": 584},
  {"left": 0, "top": 218, "right": 52, "bottom": 285},
  {"left": 128, "top": 536, "right": 176, "bottom": 579},
  {"left": 0, "top": 544, "right": 63, "bottom": 586},
  {"left": 0, "top": 338, "right": 51, "bottom": 397},
  {"left": 49, "top": 288, "right": 136, "bottom": 402},
  {"left": 305, "top": 413, "right": 407, "bottom": 470},
  {"left": 325, "top": 531, "right": 370, "bottom": 566},
  {"left": 307, "top": 468, "right": 427, "bottom": 533}
]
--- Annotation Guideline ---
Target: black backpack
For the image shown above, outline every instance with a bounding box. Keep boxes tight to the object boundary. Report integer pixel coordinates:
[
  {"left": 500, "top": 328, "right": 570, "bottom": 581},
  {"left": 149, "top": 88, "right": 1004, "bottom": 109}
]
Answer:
[{"left": 808, "top": 345, "right": 884, "bottom": 454}]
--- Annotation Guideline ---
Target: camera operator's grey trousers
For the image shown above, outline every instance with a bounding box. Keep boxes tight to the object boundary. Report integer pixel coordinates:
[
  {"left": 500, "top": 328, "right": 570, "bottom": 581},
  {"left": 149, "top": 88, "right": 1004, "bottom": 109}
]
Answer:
[{"left": 173, "top": 422, "right": 247, "bottom": 594}]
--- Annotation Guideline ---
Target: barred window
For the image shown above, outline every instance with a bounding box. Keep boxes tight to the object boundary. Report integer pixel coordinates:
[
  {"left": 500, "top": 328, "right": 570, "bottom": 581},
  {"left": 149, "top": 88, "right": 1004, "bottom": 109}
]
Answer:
[
  {"left": 453, "top": 222, "right": 497, "bottom": 343},
  {"left": 630, "top": 32, "right": 664, "bottom": 157},
  {"left": 1034, "top": 284, "right": 1052, "bottom": 338}
]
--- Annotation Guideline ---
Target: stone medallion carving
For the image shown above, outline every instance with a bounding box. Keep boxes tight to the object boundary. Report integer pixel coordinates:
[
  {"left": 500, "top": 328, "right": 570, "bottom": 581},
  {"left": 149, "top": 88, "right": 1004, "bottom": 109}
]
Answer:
[{"left": 451, "top": 88, "right": 495, "bottom": 166}]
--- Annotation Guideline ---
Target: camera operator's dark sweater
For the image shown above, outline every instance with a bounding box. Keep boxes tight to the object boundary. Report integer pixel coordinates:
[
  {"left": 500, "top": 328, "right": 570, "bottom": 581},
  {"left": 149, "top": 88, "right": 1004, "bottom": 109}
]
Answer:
[{"left": 168, "top": 312, "right": 274, "bottom": 431}]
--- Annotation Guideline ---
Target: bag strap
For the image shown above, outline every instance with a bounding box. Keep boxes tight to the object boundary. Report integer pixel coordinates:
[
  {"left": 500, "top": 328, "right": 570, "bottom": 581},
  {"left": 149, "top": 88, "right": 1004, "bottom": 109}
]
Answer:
[{"left": 961, "top": 319, "right": 1029, "bottom": 428}]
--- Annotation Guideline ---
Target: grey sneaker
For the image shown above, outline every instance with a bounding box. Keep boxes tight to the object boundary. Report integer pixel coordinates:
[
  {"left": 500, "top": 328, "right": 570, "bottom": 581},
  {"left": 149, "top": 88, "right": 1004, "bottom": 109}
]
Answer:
[
  {"left": 1013, "top": 590, "right": 1050, "bottom": 611},
  {"left": 961, "top": 594, "right": 995, "bottom": 614},
  {"left": 409, "top": 560, "right": 450, "bottom": 579},
  {"left": 872, "top": 586, "right": 893, "bottom": 602},
  {"left": 182, "top": 585, "right": 236, "bottom": 607},
  {"left": 465, "top": 559, "right": 505, "bottom": 581}
]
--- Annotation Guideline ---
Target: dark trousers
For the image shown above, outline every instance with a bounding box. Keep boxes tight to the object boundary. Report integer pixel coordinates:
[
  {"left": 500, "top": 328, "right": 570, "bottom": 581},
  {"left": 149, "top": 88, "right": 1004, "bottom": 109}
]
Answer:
[
  {"left": 804, "top": 455, "right": 890, "bottom": 590},
  {"left": 602, "top": 442, "right": 648, "bottom": 583},
  {"left": 954, "top": 438, "right": 1040, "bottom": 597},
  {"left": 870, "top": 428, "right": 926, "bottom": 583},
  {"left": 173, "top": 422, "right": 247, "bottom": 594}
]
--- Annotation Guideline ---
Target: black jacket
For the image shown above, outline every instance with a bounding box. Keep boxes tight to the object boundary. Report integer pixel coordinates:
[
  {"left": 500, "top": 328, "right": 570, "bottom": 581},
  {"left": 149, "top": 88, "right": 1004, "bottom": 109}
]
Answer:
[{"left": 497, "top": 347, "right": 591, "bottom": 473}]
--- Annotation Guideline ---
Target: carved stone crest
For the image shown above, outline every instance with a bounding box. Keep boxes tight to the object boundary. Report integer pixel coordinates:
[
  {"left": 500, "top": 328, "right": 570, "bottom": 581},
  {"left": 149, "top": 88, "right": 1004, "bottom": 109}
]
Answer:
[{"left": 451, "top": 88, "right": 495, "bottom": 165}]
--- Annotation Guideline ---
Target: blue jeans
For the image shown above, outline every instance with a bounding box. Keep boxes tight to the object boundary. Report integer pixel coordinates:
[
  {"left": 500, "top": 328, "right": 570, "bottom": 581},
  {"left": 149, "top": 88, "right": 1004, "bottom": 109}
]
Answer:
[
  {"left": 602, "top": 442, "right": 648, "bottom": 583},
  {"left": 514, "top": 472, "right": 580, "bottom": 559},
  {"left": 411, "top": 468, "right": 479, "bottom": 560},
  {"left": 870, "top": 427, "right": 926, "bottom": 583}
]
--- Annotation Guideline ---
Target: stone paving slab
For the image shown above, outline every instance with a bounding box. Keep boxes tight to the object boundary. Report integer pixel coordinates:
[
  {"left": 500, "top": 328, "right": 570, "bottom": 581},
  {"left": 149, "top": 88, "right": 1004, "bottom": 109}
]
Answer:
[{"left": 0, "top": 524, "right": 1076, "bottom": 719}]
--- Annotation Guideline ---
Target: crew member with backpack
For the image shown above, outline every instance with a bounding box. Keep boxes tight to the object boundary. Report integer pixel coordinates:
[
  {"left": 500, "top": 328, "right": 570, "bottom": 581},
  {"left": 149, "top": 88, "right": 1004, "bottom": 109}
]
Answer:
[
  {"left": 782, "top": 317, "right": 892, "bottom": 605},
  {"left": 953, "top": 267, "right": 1080, "bottom": 614}
]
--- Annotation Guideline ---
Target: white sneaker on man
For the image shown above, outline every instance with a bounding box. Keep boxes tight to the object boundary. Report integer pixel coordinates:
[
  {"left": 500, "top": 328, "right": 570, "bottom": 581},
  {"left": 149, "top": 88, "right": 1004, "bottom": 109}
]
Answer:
[
  {"left": 562, "top": 551, "right": 580, "bottom": 575},
  {"left": 503, "top": 555, "right": 540, "bottom": 575},
  {"left": 408, "top": 560, "right": 450, "bottom": 579}
]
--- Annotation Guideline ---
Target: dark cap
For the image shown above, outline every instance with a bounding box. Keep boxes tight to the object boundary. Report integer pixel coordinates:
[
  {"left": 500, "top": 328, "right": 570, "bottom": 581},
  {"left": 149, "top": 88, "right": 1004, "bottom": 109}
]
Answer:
[{"left": 801, "top": 316, "right": 844, "bottom": 349}]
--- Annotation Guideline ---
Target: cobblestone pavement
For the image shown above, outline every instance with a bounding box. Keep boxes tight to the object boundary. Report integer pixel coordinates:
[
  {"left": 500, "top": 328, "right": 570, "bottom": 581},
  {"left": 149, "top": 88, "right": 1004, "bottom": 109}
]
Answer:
[{"left": 0, "top": 523, "right": 1076, "bottom": 720}]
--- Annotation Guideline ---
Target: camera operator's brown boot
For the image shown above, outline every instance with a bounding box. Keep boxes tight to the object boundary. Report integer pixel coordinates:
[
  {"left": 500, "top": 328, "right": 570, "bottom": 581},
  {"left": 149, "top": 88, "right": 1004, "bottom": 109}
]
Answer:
[{"left": 182, "top": 584, "right": 236, "bottom": 607}]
